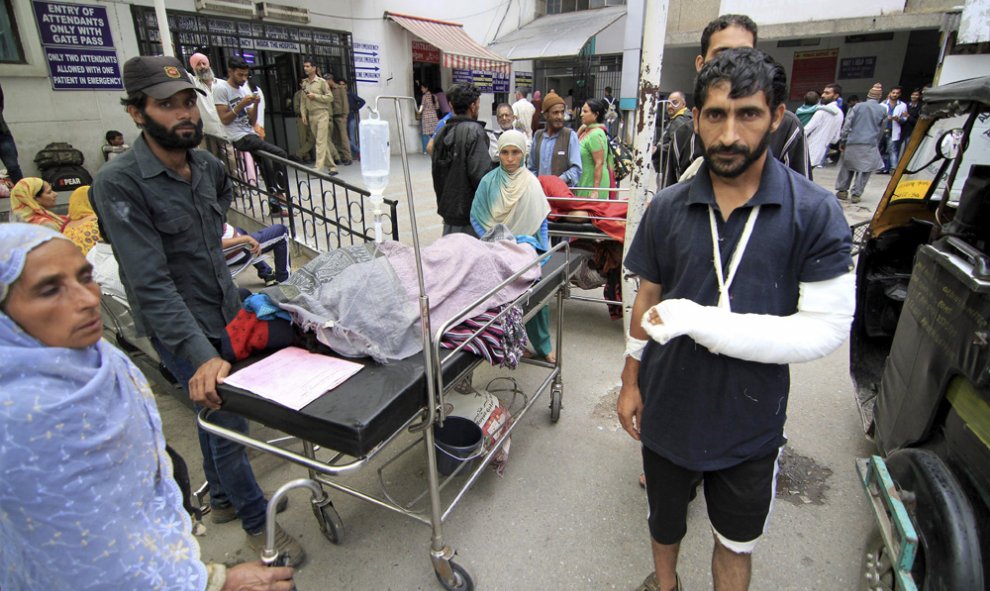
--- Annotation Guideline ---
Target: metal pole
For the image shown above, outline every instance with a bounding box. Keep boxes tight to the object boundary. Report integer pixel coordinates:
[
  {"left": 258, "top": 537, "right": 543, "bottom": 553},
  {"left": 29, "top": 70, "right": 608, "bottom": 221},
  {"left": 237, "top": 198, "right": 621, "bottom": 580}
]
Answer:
[
  {"left": 621, "top": 0, "right": 669, "bottom": 334},
  {"left": 373, "top": 95, "right": 447, "bottom": 556},
  {"left": 153, "top": 0, "right": 173, "bottom": 57}
]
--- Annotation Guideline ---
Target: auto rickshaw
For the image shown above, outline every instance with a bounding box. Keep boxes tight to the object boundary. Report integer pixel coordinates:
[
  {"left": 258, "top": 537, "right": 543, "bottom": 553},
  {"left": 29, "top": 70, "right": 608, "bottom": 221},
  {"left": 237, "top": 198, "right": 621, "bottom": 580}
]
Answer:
[{"left": 850, "top": 75, "right": 990, "bottom": 590}]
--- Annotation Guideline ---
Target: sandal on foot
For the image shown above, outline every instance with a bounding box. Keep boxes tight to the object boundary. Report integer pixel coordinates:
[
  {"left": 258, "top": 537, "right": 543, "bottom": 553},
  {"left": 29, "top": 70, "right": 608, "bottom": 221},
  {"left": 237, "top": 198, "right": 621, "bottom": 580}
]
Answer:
[
  {"left": 635, "top": 573, "right": 682, "bottom": 591},
  {"left": 522, "top": 350, "right": 557, "bottom": 364},
  {"left": 636, "top": 573, "right": 660, "bottom": 591}
]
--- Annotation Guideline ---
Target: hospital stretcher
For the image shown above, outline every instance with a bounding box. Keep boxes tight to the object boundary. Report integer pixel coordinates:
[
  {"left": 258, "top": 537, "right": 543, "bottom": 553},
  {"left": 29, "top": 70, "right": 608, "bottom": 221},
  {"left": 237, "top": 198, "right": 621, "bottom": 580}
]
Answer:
[
  {"left": 198, "top": 95, "right": 586, "bottom": 589},
  {"left": 546, "top": 189, "right": 628, "bottom": 307},
  {"left": 199, "top": 242, "right": 577, "bottom": 590}
]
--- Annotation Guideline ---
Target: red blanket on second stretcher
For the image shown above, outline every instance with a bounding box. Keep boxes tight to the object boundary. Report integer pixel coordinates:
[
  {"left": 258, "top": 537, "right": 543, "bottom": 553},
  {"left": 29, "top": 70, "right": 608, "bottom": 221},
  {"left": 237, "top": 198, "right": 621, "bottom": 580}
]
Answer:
[{"left": 539, "top": 176, "right": 628, "bottom": 242}]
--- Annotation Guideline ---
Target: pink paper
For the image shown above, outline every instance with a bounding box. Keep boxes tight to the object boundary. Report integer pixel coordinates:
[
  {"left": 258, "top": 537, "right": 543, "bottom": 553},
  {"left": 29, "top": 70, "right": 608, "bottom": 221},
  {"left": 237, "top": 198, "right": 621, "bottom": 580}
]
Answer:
[{"left": 223, "top": 347, "right": 363, "bottom": 410}]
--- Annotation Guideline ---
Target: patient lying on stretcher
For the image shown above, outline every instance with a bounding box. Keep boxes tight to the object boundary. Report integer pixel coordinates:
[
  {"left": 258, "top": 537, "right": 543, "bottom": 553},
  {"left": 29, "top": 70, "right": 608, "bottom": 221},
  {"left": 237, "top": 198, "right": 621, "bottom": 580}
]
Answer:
[
  {"left": 260, "top": 227, "right": 542, "bottom": 364},
  {"left": 91, "top": 226, "right": 544, "bottom": 369}
]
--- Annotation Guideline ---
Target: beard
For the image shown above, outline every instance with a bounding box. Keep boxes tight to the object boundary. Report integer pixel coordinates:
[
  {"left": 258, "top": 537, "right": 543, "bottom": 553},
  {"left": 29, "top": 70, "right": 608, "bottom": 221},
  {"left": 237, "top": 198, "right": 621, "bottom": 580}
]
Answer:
[
  {"left": 196, "top": 67, "right": 215, "bottom": 84},
  {"left": 701, "top": 127, "right": 772, "bottom": 179},
  {"left": 141, "top": 108, "right": 204, "bottom": 150}
]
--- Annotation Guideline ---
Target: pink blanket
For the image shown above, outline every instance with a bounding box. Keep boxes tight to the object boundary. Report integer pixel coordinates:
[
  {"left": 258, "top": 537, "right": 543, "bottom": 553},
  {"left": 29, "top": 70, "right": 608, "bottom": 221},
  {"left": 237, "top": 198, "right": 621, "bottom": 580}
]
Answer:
[{"left": 381, "top": 233, "right": 541, "bottom": 339}]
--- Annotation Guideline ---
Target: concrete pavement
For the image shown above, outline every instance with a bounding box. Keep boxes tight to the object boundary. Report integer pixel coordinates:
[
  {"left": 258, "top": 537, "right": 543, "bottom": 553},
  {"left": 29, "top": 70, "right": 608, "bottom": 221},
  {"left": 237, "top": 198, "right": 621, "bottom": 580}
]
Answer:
[{"left": 150, "top": 153, "right": 886, "bottom": 590}]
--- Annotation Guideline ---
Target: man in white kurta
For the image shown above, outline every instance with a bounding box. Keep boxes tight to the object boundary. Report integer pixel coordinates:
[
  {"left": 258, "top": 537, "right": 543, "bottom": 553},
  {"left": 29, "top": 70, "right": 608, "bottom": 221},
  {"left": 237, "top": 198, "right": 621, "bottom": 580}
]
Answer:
[
  {"left": 512, "top": 89, "right": 536, "bottom": 140},
  {"left": 805, "top": 84, "right": 844, "bottom": 167},
  {"left": 187, "top": 53, "right": 224, "bottom": 139}
]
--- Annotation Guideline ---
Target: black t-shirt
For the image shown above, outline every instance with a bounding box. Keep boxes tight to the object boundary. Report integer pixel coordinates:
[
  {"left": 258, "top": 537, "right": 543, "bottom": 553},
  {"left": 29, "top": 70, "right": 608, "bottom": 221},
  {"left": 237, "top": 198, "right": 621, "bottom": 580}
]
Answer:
[{"left": 624, "top": 158, "right": 852, "bottom": 470}]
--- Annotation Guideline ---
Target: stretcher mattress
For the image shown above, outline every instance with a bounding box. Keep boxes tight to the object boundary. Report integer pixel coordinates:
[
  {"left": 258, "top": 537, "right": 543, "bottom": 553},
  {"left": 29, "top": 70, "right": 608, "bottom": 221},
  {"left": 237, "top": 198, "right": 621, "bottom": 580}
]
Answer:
[{"left": 216, "top": 251, "right": 572, "bottom": 457}]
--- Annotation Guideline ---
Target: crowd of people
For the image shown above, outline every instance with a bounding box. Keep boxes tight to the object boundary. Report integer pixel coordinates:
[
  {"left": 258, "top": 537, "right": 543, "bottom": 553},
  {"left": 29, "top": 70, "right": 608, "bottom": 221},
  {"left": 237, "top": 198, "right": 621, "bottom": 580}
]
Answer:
[
  {"left": 184, "top": 52, "right": 363, "bottom": 216},
  {"left": 0, "top": 9, "right": 928, "bottom": 591},
  {"left": 427, "top": 83, "right": 626, "bottom": 200},
  {"left": 782, "top": 73, "right": 927, "bottom": 204},
  {"left": 794, "top": 82, "right": 922, "bottom": 174},
  {"left": 782, "top": 77, "right": 927, "bottom": 203}
]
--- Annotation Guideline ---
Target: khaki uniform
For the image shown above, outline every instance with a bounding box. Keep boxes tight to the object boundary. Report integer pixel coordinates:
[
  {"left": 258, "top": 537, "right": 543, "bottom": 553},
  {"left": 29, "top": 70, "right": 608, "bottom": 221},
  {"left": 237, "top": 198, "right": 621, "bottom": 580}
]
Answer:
[
  {"left": 300, "top": 76, "right": 338, "bottom": 171},
  {"left": 329, "top": 80, "right": 352, "bottom": 162},
  {"left": 293, "top": 89, "right": 314, "bottom": 160}
]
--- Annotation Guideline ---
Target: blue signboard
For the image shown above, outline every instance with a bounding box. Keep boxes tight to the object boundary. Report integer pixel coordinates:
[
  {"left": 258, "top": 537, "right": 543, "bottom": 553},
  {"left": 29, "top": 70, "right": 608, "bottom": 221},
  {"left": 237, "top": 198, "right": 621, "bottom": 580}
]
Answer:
[
  {"left": 33, "top": 1, "right": 123, "bottom": 90},
  {"left": 452, "top": 69, "right": 509, "bottom": 93},
  {"left": 452, "top": 68, "right": 474, "bottom": 85},
  {"left": 34, "top": 0, "right": 114, "bottom": 48},
  {"left": 493, "top": 71, "right": 509, "bottom": 93},
  {"left": 44, "top": 47, "right": 123, "bottom": 90}
]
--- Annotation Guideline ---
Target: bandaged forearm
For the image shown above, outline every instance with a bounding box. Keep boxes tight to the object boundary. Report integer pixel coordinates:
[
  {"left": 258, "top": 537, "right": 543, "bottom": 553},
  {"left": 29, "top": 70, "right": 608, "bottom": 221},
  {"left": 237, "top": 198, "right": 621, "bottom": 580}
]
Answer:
[
  {"left": 641, "top": 272, "right": 855, "bottom": 364},
  {"left": 625, "top": 336, "right": 647, "bottom": 361}
]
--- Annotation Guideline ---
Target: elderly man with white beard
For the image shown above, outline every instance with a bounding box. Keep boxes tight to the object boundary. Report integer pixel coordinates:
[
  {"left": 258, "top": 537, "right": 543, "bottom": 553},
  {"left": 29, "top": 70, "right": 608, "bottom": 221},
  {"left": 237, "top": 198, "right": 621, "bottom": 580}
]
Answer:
[{"left": 188, "top": 53, "right": 225, "bottom": 141}]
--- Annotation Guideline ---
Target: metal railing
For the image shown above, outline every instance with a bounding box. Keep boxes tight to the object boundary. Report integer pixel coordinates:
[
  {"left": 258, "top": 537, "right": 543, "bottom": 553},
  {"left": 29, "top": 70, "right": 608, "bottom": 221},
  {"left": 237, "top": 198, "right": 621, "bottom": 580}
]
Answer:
[
  {"left": 206, "top": 135, "right": 399, "bottom": 253},
  {"left": 851, "top": 220, "right": 870, "bottom": 257}
]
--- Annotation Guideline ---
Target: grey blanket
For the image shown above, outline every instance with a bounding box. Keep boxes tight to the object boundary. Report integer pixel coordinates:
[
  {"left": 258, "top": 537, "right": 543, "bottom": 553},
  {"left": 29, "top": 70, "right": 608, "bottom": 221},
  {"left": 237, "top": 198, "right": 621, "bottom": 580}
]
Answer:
[{"left": 265, "top": 228, "right": 541, "bottom": 362}]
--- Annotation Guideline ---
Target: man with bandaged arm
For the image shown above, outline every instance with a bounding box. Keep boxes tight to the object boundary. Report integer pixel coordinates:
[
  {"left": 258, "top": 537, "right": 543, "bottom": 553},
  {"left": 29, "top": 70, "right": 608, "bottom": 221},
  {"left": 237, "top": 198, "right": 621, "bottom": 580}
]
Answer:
[{"left": 617, "top": 47, "right": 854, "bottom": 591}]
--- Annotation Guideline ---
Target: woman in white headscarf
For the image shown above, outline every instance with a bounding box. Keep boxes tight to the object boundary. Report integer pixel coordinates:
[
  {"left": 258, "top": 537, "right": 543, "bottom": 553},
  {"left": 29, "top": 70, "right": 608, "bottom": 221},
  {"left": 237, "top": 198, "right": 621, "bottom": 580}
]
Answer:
[
  {"left": 0, "top": 223, "right": 294, "bottom": 591},
  {"left": 471, "top": 130, "right": 550, "bottom": 246},
  {"left": 471, "top": 130, "right": 555, "bottom": 362}
]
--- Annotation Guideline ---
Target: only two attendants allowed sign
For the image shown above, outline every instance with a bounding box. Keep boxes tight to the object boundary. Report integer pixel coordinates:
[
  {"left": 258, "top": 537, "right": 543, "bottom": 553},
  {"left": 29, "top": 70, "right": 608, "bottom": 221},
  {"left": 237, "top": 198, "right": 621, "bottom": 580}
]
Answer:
[{"left": 32, "top": 0, "right": 124, "bottom": 91}]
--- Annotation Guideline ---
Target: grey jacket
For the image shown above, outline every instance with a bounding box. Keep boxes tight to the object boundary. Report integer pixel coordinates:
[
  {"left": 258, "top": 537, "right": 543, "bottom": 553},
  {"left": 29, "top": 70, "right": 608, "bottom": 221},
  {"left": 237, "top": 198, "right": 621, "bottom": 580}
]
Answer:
[
  {"left": 92, "top": 135, "right": 241, "bottom": 368},
  {"left": 840, "top": 99, "right": 888, "bottom": 146}
]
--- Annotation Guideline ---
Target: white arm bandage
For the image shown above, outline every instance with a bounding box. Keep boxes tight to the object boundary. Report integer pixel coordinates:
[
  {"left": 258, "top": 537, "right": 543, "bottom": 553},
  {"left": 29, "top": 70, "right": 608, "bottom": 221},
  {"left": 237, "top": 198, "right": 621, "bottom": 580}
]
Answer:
[
  {"left": 640, "top": 271, "right": 856, "bottom": 364},
  {"left": 625, "top": 336, "right": 648, "bottom": 361}
]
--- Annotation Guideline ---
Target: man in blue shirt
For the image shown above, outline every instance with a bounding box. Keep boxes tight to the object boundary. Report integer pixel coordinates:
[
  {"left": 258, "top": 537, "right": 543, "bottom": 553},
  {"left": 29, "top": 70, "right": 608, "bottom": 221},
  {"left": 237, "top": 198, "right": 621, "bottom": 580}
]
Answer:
[
  {"left": 527, "top": 91, "right": 581, "bottom": 186},
  {"left": 618, "top": 48, "right": 854, "bottom": 591}
]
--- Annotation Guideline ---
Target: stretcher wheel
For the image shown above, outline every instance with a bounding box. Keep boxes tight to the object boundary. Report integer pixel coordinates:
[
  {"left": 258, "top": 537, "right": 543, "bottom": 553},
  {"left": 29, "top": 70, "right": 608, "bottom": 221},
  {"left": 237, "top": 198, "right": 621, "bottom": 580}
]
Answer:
[
  {"left": 313, "top": 501, "right": 344, "bottom": 544},
  {"left": 549, "top": 387, "right": 562, "bottom": 423},
  {"left": 435, "top": 561, "right": 473, "bottom": 591}
]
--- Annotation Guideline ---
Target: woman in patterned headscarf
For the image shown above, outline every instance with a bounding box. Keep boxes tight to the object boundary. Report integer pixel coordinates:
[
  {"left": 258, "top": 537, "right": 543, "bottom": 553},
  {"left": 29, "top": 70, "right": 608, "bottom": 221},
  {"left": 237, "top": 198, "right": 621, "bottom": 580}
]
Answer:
[
  {"left": 62, "top": 185, "right": 101, "bottom": 254},
  {"left": 471, "top": 130, "right": 549, "bottom": 244},
  {"left": 0, "top": 223, "right": 293, "bottom": 591},
  {"left": 9, "top": 177, "right": 67, "bottom": 230}
]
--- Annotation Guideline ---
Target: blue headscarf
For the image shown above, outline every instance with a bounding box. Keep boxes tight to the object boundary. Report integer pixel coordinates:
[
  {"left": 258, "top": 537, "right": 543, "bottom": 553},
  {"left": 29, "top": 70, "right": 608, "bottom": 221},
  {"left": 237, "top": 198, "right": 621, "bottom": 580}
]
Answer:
[
  {"left": 0, "top": 223, "right": 69, "bottom": 302},
  {"left": 0, "top": 223, "right": 207, "bottom": 590}
]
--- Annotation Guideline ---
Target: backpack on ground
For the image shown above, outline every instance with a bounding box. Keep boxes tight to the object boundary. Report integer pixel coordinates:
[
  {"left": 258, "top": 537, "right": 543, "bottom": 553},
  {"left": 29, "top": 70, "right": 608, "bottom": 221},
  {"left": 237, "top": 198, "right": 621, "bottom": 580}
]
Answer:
[
  {"left": 42, "top": 165, "right": 92, "bottom": 191},
  {"left": 34, "top": 142, "right": 85, "bottom": 170}
]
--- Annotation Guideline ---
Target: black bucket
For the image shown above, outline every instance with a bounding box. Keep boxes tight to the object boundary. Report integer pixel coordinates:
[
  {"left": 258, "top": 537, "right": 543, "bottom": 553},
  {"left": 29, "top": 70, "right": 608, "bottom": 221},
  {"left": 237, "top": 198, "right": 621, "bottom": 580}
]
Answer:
[{"left": 433, "top": 416, "right": 483, "bottom": 476}]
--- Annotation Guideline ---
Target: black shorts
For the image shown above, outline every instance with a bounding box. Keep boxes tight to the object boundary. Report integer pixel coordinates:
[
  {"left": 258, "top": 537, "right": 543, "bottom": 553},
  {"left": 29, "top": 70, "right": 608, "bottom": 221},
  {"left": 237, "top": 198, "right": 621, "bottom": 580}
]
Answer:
[{"left": 642, "top": 446, "right": 780, "bottom": 552}]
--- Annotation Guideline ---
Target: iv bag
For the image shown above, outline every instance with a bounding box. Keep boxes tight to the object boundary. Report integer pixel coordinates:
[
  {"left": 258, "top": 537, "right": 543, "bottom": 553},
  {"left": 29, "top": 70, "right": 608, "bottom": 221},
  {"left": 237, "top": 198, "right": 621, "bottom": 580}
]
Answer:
[{"left": 360, "top": 115, "right": 390, "bottom": 195}]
